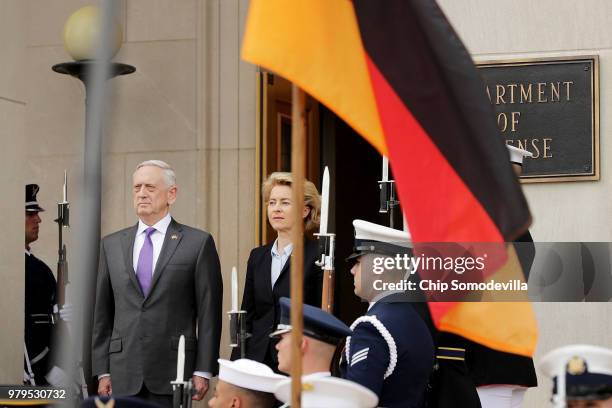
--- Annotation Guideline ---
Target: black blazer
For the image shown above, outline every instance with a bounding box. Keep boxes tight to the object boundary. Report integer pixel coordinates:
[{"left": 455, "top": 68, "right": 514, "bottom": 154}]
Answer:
[{"left": 233, "top": 238, "right": 322, "bottom": 366}]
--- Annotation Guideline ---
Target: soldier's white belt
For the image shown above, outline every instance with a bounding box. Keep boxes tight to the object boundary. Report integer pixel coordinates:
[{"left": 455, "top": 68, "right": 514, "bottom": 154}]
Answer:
[
  {"left": 31, "top": 313, "right": 55, "bottom": 325},
  {"left": 30, "top": 347, "right": 50, "bottom": 364}
]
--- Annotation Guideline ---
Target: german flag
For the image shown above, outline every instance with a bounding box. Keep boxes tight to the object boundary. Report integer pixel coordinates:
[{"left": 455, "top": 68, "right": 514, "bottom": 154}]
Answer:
[{"left": 242, "top": 0, "right": 537, "bottom": 356}]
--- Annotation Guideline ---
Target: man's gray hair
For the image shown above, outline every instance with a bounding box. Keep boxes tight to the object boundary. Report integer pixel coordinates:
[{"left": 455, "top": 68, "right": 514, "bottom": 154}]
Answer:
[{"left": 136, "top": 160, "right": 176, "bottom": 187}]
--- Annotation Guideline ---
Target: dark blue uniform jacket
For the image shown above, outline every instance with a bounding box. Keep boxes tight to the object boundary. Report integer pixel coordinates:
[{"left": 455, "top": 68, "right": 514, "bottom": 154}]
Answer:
[{"left": 341, "top": 296, "right": 434, "bottom": 408}]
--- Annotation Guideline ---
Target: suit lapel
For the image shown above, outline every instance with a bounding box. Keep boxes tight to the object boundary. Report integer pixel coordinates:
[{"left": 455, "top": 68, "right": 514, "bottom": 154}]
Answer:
[
  {"left": 121, "top": 224, "right": 142, "bottom": 297},
  {"left": 303, "top": 239, "right": 316, "bottom": 266},
  {"left": 147, "top": 219, "right": 183, "bottom": 300},
  {"left": 261, "top": 245, "right": 274, "bottom": 298}
]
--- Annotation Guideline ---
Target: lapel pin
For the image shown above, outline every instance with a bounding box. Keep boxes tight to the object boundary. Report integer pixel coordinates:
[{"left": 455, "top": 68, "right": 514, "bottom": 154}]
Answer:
[{"left": 171, "top": 234, "right": 178, "bottom": 240}]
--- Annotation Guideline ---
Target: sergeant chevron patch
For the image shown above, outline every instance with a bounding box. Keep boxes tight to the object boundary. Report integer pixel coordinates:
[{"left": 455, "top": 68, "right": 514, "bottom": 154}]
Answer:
[{"left": 351, "top": 347, "right": 370, "bottom": 366}]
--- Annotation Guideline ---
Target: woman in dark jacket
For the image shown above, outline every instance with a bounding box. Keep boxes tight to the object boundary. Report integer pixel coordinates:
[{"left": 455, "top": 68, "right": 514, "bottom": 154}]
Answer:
[{"left": 233, "top": 172, "right": 323, "bottom": 371}]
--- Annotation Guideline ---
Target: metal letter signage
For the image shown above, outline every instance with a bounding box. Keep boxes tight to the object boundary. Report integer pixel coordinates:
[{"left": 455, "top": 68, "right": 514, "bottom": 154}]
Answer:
[{"left": 477, "top": 56, "right": 599, "bottom": 183}]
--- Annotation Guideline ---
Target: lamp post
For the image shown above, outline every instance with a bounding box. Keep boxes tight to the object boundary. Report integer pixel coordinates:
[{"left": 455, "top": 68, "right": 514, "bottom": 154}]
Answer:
[
  {"left": 50, "top": 4, "right": 135, "bottom": 398},
  {"left": 51, "top": 60, "right": 134, "bottom": 257}
]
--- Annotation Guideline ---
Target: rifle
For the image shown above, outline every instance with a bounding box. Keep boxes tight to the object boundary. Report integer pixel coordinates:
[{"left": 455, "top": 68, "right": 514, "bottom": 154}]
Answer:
[
  {"left": 228, "top": 267, "right": 250, "bottom": 358},
  {"left": 379, "top": 156, "right": 400, "bottom": 229},
  {"left": 171, "top": 335, "right": 193, "bottom": 408},
  {"left": 315, "top": 167, "right": 335, "bottom": 313},
  {"left": 53, "top": 171, "right": 89, "bottom": 398},
  {"left": 55, "top": 170, "right": 70, "bottom": 307}
]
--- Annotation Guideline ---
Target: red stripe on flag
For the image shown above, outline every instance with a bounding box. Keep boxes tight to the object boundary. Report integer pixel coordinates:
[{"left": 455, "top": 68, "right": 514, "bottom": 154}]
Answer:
[
  {"left": 364, "top": 55, "right": 510, "bottom": 326},
  {"left": 364, "top": 55, "right": 504, "bottom": 244}
]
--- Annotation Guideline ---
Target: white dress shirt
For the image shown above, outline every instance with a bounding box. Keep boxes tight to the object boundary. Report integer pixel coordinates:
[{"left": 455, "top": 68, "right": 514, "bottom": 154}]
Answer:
[
  {"left": 101, "top": 213, "right": 211, "bottom": 380},
  {"left": 271, "top": 239, "right": 293, "bottom": 288},
  {"left": 132, "top": 213, "right": 172, "bottom": 274}
]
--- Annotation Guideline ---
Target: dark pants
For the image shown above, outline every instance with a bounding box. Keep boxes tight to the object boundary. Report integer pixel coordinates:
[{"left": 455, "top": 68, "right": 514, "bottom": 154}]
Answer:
[
  {"left": 135, "top": 383, "right": 173, "bottom": 408},
  {"left": 429, "top": 359, "right": 482, "bottom": 408}
]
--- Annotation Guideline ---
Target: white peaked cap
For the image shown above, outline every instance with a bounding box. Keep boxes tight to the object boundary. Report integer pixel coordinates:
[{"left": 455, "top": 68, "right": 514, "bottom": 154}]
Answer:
[
  {"left": 353, "top": 219, "right": 411, "bottom": 246},
  {"left": 274, "top": 376, "right": 379, "bottom": 408},
  {"left": 540, "top": 344, "right": 612, "bottom": 379},
  {"left": 218, "top": 359, "right": 287, "bottom": 393},
  {"left": 506, "top": 144, "right": 533, "bottom": 165}
]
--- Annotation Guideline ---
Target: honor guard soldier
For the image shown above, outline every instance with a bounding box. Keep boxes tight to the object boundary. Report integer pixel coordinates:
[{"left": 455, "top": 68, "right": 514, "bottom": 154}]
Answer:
[
  {"left": 274, "top": 376, "right": 378, "bottom": 408},
  {"left": 429, "top": 145, "right": 538, "bottom": 408},
  {"left": 208, "top": 359, "right": 286, "bottom": 408},
  {"left": 540, "top": 344, "right": 612, "bottom": 408},
  {"left": 463, "top": 145, "right": 537, "bottom": 408},
  {"left": 506, "top": 144, "right": 537, "bottom": 282},
  {"left": 24, "top": 184, "right": 57, "bottom": 385},
  {"left": 341, "top": 220, "right": 434, "bottom": 408},
  {"left": 507, "top": 144, "right": 533, "bottom": 175},
  {"left": 270, "top": 297, "right": 352, "bottom": 378}
]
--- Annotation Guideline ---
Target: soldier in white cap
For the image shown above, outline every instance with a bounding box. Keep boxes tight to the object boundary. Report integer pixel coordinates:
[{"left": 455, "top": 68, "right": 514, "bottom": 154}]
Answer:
[
  {"left": 431, "top": 145, "right": 537, "bottom": 408},
  {"left": 274, "top": 376, "right": 378, "bottom": 408},
  {"left": 504, "top": 144, "right": 537, "bottom": 281},
  {"left": 24, "top": 183, "right": 72, "bottom": 386},
  {"left": 540, "top": 344, "right": 612, "bottom": 408},
  {"left": 208, "top": 359, "right": 287, "bottom": 408},
  {"left": 24, "top": 183, "right": 56, "bottom": 385},
  {"left": 461, "top": 145, "right": 537, "bottom": 408},
  {"left": 506, "top": 144, "right": 534, "bottom": 177},
  {"left": 341, "top": 219, "right": 435, "bottom": 407}
]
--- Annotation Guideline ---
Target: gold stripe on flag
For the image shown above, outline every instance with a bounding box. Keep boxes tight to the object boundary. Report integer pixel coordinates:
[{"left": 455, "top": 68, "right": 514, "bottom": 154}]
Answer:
[{"left": 242, "top": 0, "right": 387, "bottom": 154}]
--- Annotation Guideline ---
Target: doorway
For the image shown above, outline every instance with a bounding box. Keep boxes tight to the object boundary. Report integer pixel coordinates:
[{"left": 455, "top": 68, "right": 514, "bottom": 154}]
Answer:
[{"left": 256, "top": 73, "right": 404, "bottom": 324}]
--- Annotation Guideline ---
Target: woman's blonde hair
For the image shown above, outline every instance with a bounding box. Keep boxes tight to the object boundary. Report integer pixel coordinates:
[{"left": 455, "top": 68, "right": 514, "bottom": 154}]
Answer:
[{"left": 262, "top": 172, "right": 321, "bottom": 233}]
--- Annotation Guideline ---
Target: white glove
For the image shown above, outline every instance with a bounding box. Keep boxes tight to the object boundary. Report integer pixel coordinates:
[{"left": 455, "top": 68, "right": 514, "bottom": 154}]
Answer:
[
  {"left": 59, "top": 303, "right": 73, "bottom": 322},
  {"left": 45, "top": 366, "right": 69, "bottom": 387}
]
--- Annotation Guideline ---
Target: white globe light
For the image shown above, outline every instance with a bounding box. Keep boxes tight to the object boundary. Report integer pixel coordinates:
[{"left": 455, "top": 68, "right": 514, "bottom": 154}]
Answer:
[{"left": 63, "top": 5, "right": 123, "bottom": 61}]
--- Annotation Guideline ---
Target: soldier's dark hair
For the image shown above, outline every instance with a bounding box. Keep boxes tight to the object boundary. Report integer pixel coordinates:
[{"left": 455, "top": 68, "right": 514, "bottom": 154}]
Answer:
[{"left": 242, "top": 388, "right": 276, "bottom": 408}]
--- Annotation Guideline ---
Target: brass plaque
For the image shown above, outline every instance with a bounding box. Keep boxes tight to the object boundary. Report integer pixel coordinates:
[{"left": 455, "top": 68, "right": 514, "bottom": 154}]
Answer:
[{"left": 477, "top": 56, "right": 599, "bottom": 183}]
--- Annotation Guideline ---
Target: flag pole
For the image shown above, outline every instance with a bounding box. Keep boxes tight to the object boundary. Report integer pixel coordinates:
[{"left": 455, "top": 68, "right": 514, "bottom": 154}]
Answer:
[{"left": 289, "top": 84, "right": 306, "bottom": 408}]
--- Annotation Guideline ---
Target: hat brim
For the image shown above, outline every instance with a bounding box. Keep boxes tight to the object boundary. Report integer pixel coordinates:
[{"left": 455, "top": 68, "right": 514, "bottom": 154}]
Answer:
[
  {"left": 26, "top": 206, "right": 45, "bottom": 212},
  {"left": 269, "top": 326, "right": 291, "bottom": 338},
  {"left": 345, "top": 251, "right": 367, "bottom": 262},
  {"left": 346, "top": 241, "right": 412, "bottom": 263}
]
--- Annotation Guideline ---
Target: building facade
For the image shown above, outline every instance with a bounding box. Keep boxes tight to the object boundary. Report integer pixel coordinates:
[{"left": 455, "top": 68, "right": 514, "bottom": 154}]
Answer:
[{"left": 2, "top": 1, "right": 611, "bottom": 406}]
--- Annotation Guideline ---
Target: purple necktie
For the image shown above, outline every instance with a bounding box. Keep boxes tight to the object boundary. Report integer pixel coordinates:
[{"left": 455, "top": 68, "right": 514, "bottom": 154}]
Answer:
[{"left": 136, "top": 227, "right": 156, "bottom": 296}]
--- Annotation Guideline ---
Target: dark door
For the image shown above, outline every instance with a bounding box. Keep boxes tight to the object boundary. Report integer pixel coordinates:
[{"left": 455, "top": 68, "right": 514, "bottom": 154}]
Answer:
[{"left": 320, "top": 106, "right": 404, "bottom": 324}]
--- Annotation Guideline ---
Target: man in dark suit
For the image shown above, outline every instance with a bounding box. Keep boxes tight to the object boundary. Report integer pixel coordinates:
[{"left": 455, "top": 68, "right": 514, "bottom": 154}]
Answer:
[{"left": 92, "top": 160, "right": 222, "bottom": 407}]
